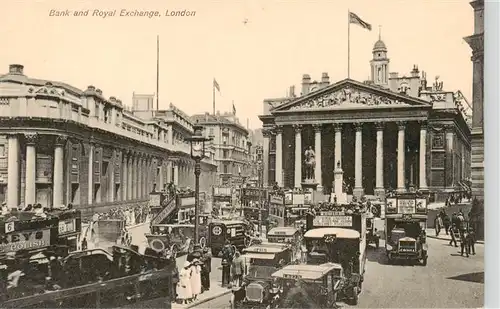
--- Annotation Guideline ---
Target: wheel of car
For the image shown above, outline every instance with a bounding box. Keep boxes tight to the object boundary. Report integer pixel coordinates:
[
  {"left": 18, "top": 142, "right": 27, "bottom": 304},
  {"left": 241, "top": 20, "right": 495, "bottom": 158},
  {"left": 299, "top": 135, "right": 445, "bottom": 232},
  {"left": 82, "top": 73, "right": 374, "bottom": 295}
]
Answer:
[{"left": 150, "top": 239, "right": 166, "bottom": 252}]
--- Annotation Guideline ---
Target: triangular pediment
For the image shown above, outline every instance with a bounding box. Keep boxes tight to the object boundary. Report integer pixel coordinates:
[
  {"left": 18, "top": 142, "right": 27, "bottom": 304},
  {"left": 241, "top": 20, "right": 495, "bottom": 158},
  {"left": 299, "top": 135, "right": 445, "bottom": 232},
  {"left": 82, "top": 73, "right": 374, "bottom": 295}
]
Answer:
[{"left": 272, "top": 79, "right": 431, "bottom": 112}]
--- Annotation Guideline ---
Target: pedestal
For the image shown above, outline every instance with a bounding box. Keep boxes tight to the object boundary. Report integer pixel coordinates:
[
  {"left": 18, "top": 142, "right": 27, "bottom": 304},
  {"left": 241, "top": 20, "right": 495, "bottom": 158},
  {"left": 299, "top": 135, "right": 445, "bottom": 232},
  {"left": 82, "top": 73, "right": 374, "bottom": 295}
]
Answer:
[
  {"left": 301, "top": 178, "right": 318, "bottom": 191},
  {"left": 374, "top": 188, "right": 385, "bottom": 199},
  {"left": 331, "top": 167, "right": 348, "bottom": 204}
]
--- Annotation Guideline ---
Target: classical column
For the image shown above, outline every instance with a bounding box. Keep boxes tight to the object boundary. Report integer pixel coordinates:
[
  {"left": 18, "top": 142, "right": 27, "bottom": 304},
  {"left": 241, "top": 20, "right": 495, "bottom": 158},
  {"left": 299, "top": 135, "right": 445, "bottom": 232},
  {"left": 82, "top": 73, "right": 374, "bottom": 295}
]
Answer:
[
  {"left": 122, "top": 151, "right": 128, "bottom": 201},
  {"left": 127, "top": 153, "right": 133, "bottom": 200},
  {"left": 275, "top": 126, "right": 283, "bottom": 187},
  {"left": 353, "top": 123, "right": 364, "bottom": 197},
  {"left": 24, "top": 133, "right": 38, "bottom": 206},
  {"left": 132, "top": 154, "right": 138, "bottom": 199},
  {"left": 166, "top": 161, "right": 172, "bottom": 185},
  {"left": 52, "top": 136, "right": 67, "bottom": 208},
  {"left": 313, "top": 124, "right": 323, "bottom": 191},
  {"left": 88, "top": 143, "right": 94, "bottom": 204},
  {"left": 419, "top": 121, "right": 428, "bottom": 190},
  {"left": 139, "top": 156, "right": 144, "bottom": 198},
  {"left": 7, "top": 135, "right": 20, "bottom": 209},
  {"left": 262, "top": 129, "right": 270, "bottom": 187},
  {"left": 293, "top": 124, "right": 302, "bottom": 188},
  {"left": 158, "top": 160, "right": 163, "bottom": 192},
  {"left": 109, "top": 149, "right": 116, "bottom": 202},
  {"left": 397, "top": 121, "right": 406, "bottom": 192},
  {"left": 446, "top": 125, "right": 455, "bottom": 188},
  {"left": 334, "top": 124, "right": 342, "bottom": 168},
  {"left": 375, "top": 122, "right": 385, "bottom": 196},
  {"left": 173, "top": 162, "right": 179, "bottom": 186}
]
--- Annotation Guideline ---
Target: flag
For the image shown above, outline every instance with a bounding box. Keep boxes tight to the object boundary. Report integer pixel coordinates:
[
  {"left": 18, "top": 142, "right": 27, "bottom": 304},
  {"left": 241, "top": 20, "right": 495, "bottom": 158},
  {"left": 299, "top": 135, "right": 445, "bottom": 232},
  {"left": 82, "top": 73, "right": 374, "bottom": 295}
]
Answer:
[
  {"left": 349, "top": 12, "right": 372, "bottom": 31},
  {"left": 232, "top": 101, "right": 236, "bottom": 115},
  {"left": 213, "top": 78, "right": 220, "bottom": 92}
]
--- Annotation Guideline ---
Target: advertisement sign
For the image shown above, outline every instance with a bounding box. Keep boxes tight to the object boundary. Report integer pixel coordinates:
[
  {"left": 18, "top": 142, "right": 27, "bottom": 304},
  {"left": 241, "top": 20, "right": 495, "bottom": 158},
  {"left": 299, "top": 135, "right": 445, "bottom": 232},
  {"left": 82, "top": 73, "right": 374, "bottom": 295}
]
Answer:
[
  {"left": 397, "top": 199, "right": 416, "bottom": 214},
  {"left": 270, "top": 195, "right": 284, "bottom": 205},
  {"left": 293, "top": 194, "right": 305, "bottom": 205},
  {"left": 58, "top": 219, "right": 76, "bottom": 234},
  {"left": 180, "top": 197, "right": 195, "bottom": 207},
  {"left": 386, "top": 198, "right": 397, "bottom": 212},
  {"left": 0, "top": 229, "right": 51, "bottom": 253},
  {"left": 284, "top": 192, "right": 293, "bottom": 205},
  {"left": 416, "top": 198, "right": 427, "bottom": 212},
  {"left": 313, "top": 215, "right": 353, "bottom": 227},
  {"left": 304, "top": 192, "right": 312, "bottom": 205}
]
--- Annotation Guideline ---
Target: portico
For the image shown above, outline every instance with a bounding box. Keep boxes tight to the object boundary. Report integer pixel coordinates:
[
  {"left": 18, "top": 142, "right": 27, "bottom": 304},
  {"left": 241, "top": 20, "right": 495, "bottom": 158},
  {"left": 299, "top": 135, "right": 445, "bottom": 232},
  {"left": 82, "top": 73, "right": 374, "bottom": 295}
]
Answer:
[{"left": 261, "top": 79, "right": 432, "bottom": 198}]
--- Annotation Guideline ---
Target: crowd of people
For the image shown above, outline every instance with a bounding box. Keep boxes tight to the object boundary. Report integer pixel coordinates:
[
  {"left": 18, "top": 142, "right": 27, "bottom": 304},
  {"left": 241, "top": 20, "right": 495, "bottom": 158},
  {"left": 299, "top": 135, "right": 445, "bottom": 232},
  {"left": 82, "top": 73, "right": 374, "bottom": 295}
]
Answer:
[
  {"left": 175, "top": 245, "right": 213, "bottom": 304},
  {"left": 434, "top": 209, "right": 476, "bottom": 257}
]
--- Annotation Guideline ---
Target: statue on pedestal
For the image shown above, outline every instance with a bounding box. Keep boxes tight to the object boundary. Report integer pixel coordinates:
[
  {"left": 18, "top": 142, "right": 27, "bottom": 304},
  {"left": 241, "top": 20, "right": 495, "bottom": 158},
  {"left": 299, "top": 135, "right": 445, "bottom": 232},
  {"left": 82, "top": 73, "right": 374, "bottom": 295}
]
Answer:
[{"left": 304, "top": 146, "right": 316, "bottom": 180}]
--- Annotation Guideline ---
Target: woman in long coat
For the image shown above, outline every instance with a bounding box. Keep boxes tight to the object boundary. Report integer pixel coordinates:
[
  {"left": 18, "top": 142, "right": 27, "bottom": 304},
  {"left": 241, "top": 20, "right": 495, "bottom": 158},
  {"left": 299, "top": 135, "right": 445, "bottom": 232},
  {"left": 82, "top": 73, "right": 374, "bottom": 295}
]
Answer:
[
  {"left": 177, "top": 261, "right": 193, "bottom": 304},
  {"left": 190, "top": 258, "right": 202, "bottom": 300}
]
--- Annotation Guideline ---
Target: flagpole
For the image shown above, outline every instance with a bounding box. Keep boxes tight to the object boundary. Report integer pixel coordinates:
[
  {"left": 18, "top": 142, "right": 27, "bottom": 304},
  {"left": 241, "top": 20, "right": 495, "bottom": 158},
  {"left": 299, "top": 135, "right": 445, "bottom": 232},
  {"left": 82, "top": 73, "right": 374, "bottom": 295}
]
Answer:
[
  {"left": 213, "top": 80, "right": 216, "bottom": 115},
  {"left": 156, "top": 35, "right": 160, "bottom": 111},
  {"left": 347, "top": 10, "right": 351, "bottom": 79}
]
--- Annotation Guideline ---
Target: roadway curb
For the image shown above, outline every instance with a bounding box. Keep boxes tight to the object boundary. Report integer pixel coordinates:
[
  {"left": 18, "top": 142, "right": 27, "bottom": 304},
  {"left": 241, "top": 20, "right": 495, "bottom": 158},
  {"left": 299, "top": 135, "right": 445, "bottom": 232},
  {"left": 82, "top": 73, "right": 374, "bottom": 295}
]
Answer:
[
  {"left": 184, "top": 290, "right": 232, "bottom": 309},
  {"left": 427, "top": 234, "right": 484, "bottom": 244}
]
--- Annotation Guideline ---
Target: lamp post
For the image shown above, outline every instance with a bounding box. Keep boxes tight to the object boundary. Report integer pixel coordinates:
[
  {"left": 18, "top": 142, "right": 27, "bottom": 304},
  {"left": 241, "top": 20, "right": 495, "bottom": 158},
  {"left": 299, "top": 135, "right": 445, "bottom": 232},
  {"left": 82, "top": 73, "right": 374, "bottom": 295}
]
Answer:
[
  {"left": 187, "top": 121, "right": 210, "bottom": 244},
  {"left": 256, "top": 145, "right": 263, "bottom": 234}
]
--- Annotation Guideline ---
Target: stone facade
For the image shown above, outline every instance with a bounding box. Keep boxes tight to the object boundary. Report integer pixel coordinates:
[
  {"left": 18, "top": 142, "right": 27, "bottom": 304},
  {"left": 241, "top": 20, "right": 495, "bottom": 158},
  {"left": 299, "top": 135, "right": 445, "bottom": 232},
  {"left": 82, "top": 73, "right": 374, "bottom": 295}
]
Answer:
[
  {"left": 464, "top": 0, "right": 484, "bottom": 200},
  {"left": 0, "top": 64, "right": 217, "bottom": 209},
  {"left": 259, "top": 40, "right": 471, "bottom": 200},
  {"left": 191, "top": 112, "right": 252, "bottom": 186}
]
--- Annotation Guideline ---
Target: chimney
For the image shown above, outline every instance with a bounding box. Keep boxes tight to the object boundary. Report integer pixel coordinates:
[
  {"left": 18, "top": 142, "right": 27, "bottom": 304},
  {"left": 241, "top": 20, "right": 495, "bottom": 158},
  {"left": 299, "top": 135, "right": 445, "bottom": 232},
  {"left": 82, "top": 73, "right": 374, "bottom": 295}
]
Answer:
[
  {"left": 109, "top": 96, "right": 117, "bottom": 103},
  {"left": 289, "top": 85, "right": 296, "bottom": 97},
  {"left": 9, "top": 64, "right": 24, "bottom": 75},
  {"left": 96, "top": 88, "right": 103, "bottom": 96},
  {"left": 321, "top": 72, "right": 330, "bottom": 86},
  {"left": 301, "top": 74, "right": 311, "bottom": 95},
  {"left": 116, "top": 99, "right": 122, "bottom": 106},
  {"left": 87, "top": 85, "right": 96, "bottom": 92},
  {"left": 411, "top": 65, "right": 420, "bottom": 77}
]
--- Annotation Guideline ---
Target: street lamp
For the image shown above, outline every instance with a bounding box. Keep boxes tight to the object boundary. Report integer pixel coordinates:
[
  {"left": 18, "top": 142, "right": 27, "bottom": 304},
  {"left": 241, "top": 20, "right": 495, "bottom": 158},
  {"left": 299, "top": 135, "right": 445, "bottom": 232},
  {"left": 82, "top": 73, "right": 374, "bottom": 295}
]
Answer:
[
  {"left": 187, "top": 121, "right": 210, "bottom": 244},
  {"left": 256, "top": 145, "right": 263, "bottom": 234}
]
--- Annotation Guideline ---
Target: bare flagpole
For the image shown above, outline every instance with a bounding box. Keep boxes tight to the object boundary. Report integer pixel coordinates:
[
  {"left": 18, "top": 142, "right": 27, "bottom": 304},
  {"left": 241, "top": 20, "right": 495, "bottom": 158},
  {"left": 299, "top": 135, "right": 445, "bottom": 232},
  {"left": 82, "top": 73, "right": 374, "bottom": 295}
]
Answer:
[
  {"left": 156, "top": 35, "right": 160, "bottom": 111},
  {"left": 212, "top": 80, "right": 216, "bottom": 115},
  {"left": 347, "top": 10, "right": 351, "bottom": 79}
]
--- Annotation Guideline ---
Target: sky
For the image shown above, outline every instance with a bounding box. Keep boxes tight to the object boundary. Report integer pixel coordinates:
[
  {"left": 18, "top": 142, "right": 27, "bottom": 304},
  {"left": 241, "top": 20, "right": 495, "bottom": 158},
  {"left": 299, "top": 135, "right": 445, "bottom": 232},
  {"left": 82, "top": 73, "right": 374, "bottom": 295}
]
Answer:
[{"left": 0, "top": 0, "right": 473, "bottom": 130}]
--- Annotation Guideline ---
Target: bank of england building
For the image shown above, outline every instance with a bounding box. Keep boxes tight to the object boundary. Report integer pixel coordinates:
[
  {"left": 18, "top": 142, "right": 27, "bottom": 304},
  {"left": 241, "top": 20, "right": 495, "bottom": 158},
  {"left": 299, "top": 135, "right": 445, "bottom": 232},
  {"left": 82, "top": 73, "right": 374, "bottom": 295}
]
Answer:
[
  {"left": 0, "top": 64, "right": 217, "bottom": 210},
  {"left": 259, "top": 39, "right": 472, "bottom": 201}
]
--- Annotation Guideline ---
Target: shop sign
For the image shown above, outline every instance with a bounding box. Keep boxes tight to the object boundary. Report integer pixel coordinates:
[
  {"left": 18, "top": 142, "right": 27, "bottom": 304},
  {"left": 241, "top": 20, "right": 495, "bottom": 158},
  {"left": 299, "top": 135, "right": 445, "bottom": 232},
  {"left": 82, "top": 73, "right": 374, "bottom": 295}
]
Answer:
[
  {"left": 59, "top": 219, "right": 76, "bottom": 234},
  {"left": 313, "top": 215, "right": 352, "bottom": 227},
  {"left": 0, "top": 229, "right": 51, "bottom": 253}
]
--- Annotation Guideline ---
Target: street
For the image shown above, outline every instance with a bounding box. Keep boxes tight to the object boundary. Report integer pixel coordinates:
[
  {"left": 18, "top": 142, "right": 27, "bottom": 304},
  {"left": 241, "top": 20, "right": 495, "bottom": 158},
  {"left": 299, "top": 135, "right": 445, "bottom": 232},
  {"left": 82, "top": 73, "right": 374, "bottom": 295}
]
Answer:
[{"left": 200, "top": 237, "right": 484, "bottom": 308}]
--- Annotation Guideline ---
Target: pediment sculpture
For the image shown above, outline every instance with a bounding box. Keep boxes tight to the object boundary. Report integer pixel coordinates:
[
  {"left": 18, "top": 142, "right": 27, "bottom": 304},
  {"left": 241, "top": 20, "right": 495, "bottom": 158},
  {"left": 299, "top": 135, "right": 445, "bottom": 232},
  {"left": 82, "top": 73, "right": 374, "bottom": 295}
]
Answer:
[
  {"left": 28, "top": 85, "right": 65, "bottom": 97},
  {"left": 287, "top": 86, "right": 407, "bottom": 110}
]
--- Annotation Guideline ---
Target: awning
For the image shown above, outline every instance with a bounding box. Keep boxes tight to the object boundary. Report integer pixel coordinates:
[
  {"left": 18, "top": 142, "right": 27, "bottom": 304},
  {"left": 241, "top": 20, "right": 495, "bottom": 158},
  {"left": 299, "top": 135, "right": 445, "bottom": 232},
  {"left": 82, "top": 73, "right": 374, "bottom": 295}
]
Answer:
[{"left": 243, "top": 253, "right": 275, "bottom": 260}]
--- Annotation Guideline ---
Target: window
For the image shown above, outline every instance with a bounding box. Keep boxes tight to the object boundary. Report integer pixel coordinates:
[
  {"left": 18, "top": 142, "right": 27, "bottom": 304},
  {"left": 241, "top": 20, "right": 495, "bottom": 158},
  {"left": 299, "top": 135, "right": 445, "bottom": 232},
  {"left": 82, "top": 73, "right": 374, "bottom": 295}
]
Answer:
[
  {"left": 0, "top": 145, "right": 5, "bottom": 157},
  {"left": 223, "top": 163, "right": 229, "bottom": 174},
  {"left": 223, "top": 150, "right": 229, "bottom": 159},
  {"left": 209, "top": 128, "right": 214, "bottom": 136}
]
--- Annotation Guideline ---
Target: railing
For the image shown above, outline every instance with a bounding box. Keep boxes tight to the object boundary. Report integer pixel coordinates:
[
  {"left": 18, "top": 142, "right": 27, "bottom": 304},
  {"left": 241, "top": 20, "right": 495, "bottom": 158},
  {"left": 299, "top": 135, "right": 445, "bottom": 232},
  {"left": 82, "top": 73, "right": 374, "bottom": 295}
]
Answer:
[
  {"left": 75, "top": 198, "right": 149, "bottom": 220},
  {"left": 0, "top": 98, "right": 215, "bottom": 166}
]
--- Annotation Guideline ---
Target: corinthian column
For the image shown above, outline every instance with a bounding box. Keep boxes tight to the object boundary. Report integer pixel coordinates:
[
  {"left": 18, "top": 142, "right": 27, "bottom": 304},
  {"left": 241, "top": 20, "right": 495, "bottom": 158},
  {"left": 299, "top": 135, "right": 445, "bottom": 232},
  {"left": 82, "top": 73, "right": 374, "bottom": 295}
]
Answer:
[
  {"left": 397, "top": 121, "right": 406, "bottom": 192},
  {"left": 88, "top": 143, "right": 94, "bottom": 204},
  {"left": 24, "top": 133, "right": 38, "bottom": 206},
  {"left": 121, "top": 150, "right": 128, "bottom": 201},
  {"left": 262, "top": 129, "right": 271, "bottom": 187},
  {"left": 275, "top": 126, "right": 283, "bottom": 187},
  {"left": 7, "top": 135, "right": 20, "bottom": 209},
  {"left": 53, "top": 135, "right": 67, "bottom": 209},
  {"left": 313, "top": 124, "right": 323, "bottom": 191},
  {"left": 375, "top": 122, "right": 385, "bottom": 197},
  {"left": 127, "top": 153, "right": 133, "bottom": 200},
  {"left": 419, "top": 121, "right": 428, "bottom": 190},
  {"left": 293, "top": 124, "right": 302, "bottom": 188},
  {"left": 353, "top": 123, "right": 364, "bottom": 197},
  {"left": 334, "top": 124, "right": 342, "bottom": 168}
]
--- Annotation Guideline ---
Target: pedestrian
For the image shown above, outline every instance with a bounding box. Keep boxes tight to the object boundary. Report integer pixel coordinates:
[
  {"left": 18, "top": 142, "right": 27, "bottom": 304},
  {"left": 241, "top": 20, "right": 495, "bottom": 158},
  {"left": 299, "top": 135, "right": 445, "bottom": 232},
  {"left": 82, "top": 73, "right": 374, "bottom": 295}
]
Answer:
[
  {"left": 221, "top": 240, "right": 234, "bottom": 287},
  {"left": 449, "top": 224, "right": 458, "bottom": 247},
  {"left": 231, "top": 251, "right": 245, "bottom": 287},
  {"left": 190, "top": 258, "right": 202, "bottom": 301},
  {"left": 460, "top": 231, "right": 469, "bottom": 257},
  {"left": 467, "top": 228, "right": 476, "bottom": 255},
  {"left": 177, "top": 261, "right": 193, "bottom": 304},
  {"left": 171, "top": 255, "right": 179, "bottom": 302},
  {"left": 443, "top": 213, "right": 451, "bottom": 235},
  {"left": 81, "top": 237, "right": 88, "bottom": 250},
  {"left": 434, "top": 214, "right": 443, "bottom": 236},
  {"left": 201, "top": 247, "right": 212, "bottom": 291}
]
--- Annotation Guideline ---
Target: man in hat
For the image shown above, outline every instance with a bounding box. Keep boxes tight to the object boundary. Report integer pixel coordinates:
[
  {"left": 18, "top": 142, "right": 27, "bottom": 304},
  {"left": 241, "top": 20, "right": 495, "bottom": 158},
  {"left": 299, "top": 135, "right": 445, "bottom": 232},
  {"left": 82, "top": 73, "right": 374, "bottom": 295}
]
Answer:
[
  {"left": 1, "top": 202, "right": 8, "bottom": 215},
  {"left": 221, "top": 240, "right": 234, "bottom": 287},
  {"left": 231, "top": 251, "right": 245, "bottom": 287},
  {"left": 201, "top": 247, "right": 212, "bottom": 291}
]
